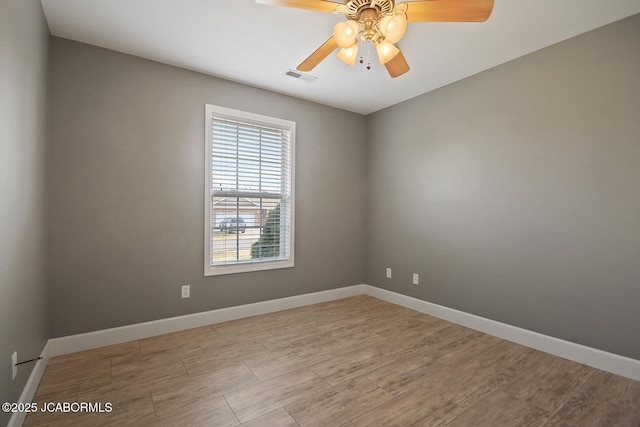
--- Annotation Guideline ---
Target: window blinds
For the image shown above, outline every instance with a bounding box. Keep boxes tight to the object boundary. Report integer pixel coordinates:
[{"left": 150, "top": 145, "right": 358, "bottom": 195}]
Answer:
[{"left": 208, "top": 114, "right": 293, "bottom": 268}]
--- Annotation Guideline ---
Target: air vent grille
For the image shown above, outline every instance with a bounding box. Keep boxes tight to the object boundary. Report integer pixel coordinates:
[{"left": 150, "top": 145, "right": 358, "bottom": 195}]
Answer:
[{"left": 285, "top": 70, "right": 318, "bottom": 83}]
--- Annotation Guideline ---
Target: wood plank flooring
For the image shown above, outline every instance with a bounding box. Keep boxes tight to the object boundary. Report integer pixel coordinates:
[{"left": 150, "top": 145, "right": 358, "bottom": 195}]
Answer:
[{"left": 24, "top": 295, "right": 640, "bottom": 426}]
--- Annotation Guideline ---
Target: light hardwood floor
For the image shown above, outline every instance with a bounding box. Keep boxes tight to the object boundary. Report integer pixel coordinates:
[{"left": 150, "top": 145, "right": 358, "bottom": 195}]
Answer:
[{"left": 24, "top": 295, "right": 640, "bottom": 426}]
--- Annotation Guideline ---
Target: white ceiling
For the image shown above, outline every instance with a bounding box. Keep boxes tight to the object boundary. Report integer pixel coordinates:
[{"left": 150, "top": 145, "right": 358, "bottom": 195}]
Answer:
[{"left": 40, "top": 0, "right": 640, "bottom": 115}]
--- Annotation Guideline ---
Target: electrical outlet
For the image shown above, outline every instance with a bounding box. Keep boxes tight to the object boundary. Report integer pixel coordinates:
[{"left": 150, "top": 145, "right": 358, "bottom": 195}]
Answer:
[
  {"left": 12, "top": 351, "right": 17, "bottom": 380},
  {"left": 412, "top": 273, "right": 419, "bottom": 285},
  {"left": 181, "top": 284, "right": 190, "bottom": 299},
  {"left": 386, "top": 268, "right": 392, "bottom": 279}
]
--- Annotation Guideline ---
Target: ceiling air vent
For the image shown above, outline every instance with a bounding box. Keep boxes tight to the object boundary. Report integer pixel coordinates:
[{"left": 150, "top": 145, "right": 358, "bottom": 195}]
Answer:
[{"left": 285, "top": 69, "right": 318, "bottom": 83}]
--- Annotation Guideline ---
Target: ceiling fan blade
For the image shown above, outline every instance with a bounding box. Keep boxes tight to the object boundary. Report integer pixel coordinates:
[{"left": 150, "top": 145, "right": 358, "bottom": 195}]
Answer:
[
  {"left": 297, "top": 37, "right": 339, "bottom": 71},
  {"left": 385, "top": 50, "right": 410, "bottom": 78},
  {"left": 399, "top": 0, "right": 494, "bottom": 22},
  {"left": 255, "top": 0, "right": 340, "bottom": 13}
]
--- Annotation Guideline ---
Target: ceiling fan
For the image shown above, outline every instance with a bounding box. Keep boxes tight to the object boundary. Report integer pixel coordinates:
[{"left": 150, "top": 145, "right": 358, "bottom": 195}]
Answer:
[{"left": 256, "top": 0, "right": 494, "bottom": 78}]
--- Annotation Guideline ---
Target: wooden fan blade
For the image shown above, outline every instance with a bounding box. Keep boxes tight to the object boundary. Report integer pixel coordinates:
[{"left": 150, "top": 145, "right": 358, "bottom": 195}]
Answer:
[
  {"left": 399, "top": 0, "right": 494, "bottom": 22},
  {"left": 297, "top": 37, "right": 339, "bottom": 71},
  {"left": 255, "top": 0, "right": 339, "bottom": 13},
  {"left": 385, "top": 50, "right": 410, "bottom": 78}
]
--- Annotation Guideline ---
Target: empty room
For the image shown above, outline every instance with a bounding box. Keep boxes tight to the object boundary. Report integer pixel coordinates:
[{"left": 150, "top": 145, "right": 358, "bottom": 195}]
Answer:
[{"left": 2, "top": 0, "right": 640, "bottom": 426}]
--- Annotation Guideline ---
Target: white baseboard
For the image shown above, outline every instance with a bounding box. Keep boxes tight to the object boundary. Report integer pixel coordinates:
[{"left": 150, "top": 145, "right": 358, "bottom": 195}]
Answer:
[
  {"left": 45, "top": 283, "right": 639, "bottom": 383},
  {"left": 7, "top": 342, "right": 51, "bottom": 427},
  {"left": 364, "top": 285, "right": 640, "bottom": 381},
  {"left": 48, "top": 284, "right": 366, "bottom": 357}
]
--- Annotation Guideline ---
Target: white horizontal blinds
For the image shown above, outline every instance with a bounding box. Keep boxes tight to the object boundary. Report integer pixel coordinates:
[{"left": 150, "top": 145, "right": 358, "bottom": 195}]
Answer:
[{"left": 210, "top": 114, "right": 292, "bottom": 266}]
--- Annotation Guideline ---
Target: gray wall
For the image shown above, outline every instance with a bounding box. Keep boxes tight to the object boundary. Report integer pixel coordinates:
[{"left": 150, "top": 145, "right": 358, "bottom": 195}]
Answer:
[
  {"left": 0, "top": 0, "right": 50, "bottom": 422},
  {"left": 366, "top": 14, "right": 640, "bottom": 359},
  {"left": 47, "top": 38, "right": 368, "bottom": 337}
]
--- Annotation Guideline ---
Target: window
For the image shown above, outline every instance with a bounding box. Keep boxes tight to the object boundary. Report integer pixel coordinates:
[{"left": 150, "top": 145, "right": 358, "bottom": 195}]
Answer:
[{"left": 204, "top": 105, "right": 295, "bottom": 276}]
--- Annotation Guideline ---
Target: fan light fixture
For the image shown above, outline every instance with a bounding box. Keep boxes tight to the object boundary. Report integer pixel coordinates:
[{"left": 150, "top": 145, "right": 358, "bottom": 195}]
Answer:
[
  {"left": 333, "top": 20, "right": 359, "bottom": 48},
  {"left": 255, "top": 0, "right": 495, "bottom": 79},
  {"left": 375, "top": 39, "right": 400, "bottom": 64},
  {"left": 379, "top": 12, "right": 407, "bottom": 43},
  {"left": 336, "top": 44, "right": 359, "bottom": 65},
  {"left": 332, "top": 0, "right": 407, "bottom": 66}
]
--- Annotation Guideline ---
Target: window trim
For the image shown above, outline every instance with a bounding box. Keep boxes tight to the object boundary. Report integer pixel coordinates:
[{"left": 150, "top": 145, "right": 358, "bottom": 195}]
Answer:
[{"left": 204, "top": 104, "right": 295, "bottom": 276}]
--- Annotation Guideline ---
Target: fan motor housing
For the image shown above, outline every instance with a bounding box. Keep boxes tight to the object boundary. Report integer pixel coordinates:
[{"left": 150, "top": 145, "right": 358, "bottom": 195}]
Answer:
[{"left": 345, "top": 0, "right": 394, "bottom": 21}]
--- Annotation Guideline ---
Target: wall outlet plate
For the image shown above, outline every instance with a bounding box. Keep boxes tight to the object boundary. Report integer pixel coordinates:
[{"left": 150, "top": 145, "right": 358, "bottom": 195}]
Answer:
[
  {"left": 412, "top": 273, "right": 419, "bottom": 285},
  {"left": 12, "top": 351, "right": 17, "bottom": 380},
  {"left": 386, "top": 268, "right": 392, "bottom": 279},
  {"left": 181, "top": 284, "right": 190, "bottom": 299}
]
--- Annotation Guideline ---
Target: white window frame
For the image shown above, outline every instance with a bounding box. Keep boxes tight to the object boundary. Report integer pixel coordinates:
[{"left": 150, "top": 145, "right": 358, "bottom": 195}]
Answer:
[{"left": 204, "top": 104, "right": 295, "bottom": 276}]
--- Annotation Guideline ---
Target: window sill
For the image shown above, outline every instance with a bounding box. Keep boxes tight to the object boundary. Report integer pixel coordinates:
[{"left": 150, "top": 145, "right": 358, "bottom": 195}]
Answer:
[{"left": 204, "top": 259, "right": 294, "bottom": 276}]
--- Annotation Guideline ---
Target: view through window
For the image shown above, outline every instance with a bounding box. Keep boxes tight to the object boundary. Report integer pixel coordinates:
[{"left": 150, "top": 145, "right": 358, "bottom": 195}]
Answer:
[{"left": 204, "top": 105, "right": 294, "bottom": 275}]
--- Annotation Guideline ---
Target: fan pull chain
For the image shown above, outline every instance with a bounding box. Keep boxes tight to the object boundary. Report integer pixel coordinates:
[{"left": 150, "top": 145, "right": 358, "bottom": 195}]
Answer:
[{"left": 359, "top": 42, "right": 373, "bottom": 70}]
